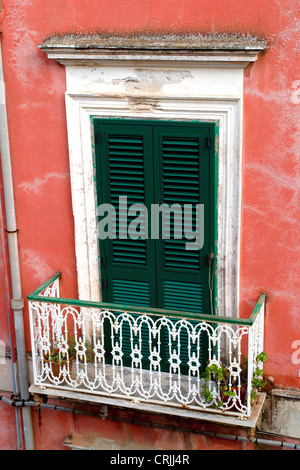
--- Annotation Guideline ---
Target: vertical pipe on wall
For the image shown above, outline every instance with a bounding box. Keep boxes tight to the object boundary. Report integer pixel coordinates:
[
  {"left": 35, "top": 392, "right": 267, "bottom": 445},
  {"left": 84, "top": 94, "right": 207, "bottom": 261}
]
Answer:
[
  {"left": 0, "top": 40, "right": 34, "bottom": 450},
  {"left": 0, "top": 193, "right": 22, "bottom": 449}
]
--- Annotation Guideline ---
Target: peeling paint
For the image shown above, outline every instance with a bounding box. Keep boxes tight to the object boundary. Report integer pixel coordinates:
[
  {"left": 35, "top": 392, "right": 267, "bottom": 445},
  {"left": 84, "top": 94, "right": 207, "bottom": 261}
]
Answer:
[
  {"left": 21, "top": 248, "right": 53, "bottom": 281},
  {"left": 112, "top": 69, "right": 192, "bottom": 92},
  {"left": 127, "top": 96, "right": 162, "bottom": 111},
  {"left": 18, "top": 172, "right": 69, "bottom": 194}
]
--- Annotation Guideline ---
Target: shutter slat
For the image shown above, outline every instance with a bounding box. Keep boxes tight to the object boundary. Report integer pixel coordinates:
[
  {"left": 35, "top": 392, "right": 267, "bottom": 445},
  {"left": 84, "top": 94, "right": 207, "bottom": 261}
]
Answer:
[{"left": 112, "top": 279, "right": 151, "bottom": 305}]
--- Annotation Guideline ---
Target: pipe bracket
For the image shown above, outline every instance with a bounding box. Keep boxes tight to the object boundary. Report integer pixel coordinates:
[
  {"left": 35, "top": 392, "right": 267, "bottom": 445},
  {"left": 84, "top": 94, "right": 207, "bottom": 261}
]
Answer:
[{"left": 11, "top": 298, "right": 24, "bottom": 311}]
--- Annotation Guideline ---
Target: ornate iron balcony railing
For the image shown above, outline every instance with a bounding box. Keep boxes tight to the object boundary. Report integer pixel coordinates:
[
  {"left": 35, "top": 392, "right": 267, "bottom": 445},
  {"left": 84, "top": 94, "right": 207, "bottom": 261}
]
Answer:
[{"left": 28, "top": 273, "right": 266, "bottom": 419}]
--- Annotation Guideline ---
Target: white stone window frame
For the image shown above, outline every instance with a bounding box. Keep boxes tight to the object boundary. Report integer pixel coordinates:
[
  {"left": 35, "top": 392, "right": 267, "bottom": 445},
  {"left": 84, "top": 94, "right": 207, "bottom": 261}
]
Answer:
[{"left": 40, "top": 37, "right": 265, "bottom": 317}]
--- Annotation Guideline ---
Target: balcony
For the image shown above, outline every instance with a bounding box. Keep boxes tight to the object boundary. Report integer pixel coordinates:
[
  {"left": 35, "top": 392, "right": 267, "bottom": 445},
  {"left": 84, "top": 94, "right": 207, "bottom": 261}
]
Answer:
[{"left": 28, "top": 273, "right": 266, "bottom": 424}]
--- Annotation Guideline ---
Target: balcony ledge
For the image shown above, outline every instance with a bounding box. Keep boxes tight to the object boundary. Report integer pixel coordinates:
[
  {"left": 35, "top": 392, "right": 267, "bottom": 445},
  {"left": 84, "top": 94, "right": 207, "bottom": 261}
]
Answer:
[{"left": 29, "top": 384, "right": 266, "bottom": 432}]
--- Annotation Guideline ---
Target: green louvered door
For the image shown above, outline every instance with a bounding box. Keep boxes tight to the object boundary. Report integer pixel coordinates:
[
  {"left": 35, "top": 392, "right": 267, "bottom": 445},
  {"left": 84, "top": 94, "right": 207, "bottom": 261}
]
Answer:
[
  {"left": 153, "top": 126, "right": 210, "bottom": 313},
  {"left": 94, "top": 119, "right": 214, "bottom": 372},
  {"left": 153, "top": 126, "right": 211, "bottom": 372},
  {"left": 96, "top": 123, "right": 157, "bottom": 306},
  {"left": 95, "top": 122, "right": 157, "bottom": 367}
]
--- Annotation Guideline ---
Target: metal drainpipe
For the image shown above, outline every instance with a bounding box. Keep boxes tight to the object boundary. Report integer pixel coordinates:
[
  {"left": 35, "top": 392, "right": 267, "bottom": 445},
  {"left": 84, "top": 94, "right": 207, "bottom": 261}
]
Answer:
[
  {"left": 0, "top": 39, "right": 34, "bottom": 450},
  {"left": 0, "top": 194, "right": 22, "bottom": 449}
]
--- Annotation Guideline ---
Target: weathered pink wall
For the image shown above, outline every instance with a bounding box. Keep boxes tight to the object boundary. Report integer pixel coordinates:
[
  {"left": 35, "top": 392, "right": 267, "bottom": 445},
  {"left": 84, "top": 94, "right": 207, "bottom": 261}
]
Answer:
[
  {"left": 0, "top": 0, "right": 299, "bottom": 450},
  {"left": 31, "top": 407, "right": 257, "bottom": 451}
]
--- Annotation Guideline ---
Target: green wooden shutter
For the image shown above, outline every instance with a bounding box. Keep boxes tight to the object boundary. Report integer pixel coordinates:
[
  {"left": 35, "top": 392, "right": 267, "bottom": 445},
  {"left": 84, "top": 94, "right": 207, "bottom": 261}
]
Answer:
[
  {"left": 94, "top": 119, "right": 214, "bottom": 372},
  {"left": 153, "top": 125, "right": 211, "bottom": 314},
  {"left": 95, "top": 122, "right": 157, "bottom": 366},
  {"left": 95, "top": 122, "right": 157, "bottom": 307},
  {"left": 152, "top": 125, "right": 211, "bottom": 372}
]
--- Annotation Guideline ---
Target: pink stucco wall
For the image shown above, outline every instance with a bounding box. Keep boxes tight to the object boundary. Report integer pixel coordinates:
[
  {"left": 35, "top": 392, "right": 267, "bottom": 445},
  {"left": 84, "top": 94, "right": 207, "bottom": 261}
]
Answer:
[{"left": 0, "top": 0, "right": 299, "bottom": 450}]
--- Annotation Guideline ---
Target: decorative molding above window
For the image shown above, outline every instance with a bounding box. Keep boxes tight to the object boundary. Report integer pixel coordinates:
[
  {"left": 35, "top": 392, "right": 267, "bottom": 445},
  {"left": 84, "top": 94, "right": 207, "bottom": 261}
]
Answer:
[
  {"left": 39, "top": 34, "right": 266, "bottom": 317},
  {"left": 39, "top": 33, "right": 266, "bottom": 67}
]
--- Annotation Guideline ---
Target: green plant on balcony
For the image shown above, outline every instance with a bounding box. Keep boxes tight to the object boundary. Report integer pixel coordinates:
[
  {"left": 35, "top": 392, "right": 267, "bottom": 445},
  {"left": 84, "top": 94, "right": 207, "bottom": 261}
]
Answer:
[
  {"left": 251, "top": 351, "right": 268, "bottom": 402},
  {"left": 201, "top": 363, "right": 237, "bottom": 409},
  {"left": 201, "top": 351, "right": 269, "bottom": 410}
]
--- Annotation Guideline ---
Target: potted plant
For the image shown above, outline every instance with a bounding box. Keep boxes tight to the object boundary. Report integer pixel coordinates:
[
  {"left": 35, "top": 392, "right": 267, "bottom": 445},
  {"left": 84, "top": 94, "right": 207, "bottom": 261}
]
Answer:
[
  {"left": 201, "top": 363, "right": 237, "bottom": 410},
  {"left": 201, "top": 351, "right": 269, "bottom": 411},
  {"left": 251, "top": 351, "right": 268, "bottom": 402}
]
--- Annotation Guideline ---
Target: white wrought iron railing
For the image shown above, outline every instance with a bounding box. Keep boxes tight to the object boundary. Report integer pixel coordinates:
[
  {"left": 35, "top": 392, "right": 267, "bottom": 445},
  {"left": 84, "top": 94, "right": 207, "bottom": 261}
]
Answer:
[{"left": 28, "top": 273, "right": 266, "bottom": 419}]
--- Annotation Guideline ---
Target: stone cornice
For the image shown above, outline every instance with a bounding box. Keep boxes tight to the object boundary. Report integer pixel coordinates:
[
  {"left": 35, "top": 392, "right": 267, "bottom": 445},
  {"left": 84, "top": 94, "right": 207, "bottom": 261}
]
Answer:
[{"left": 39, "top": 33, "right": 266, "bottom": 68}]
